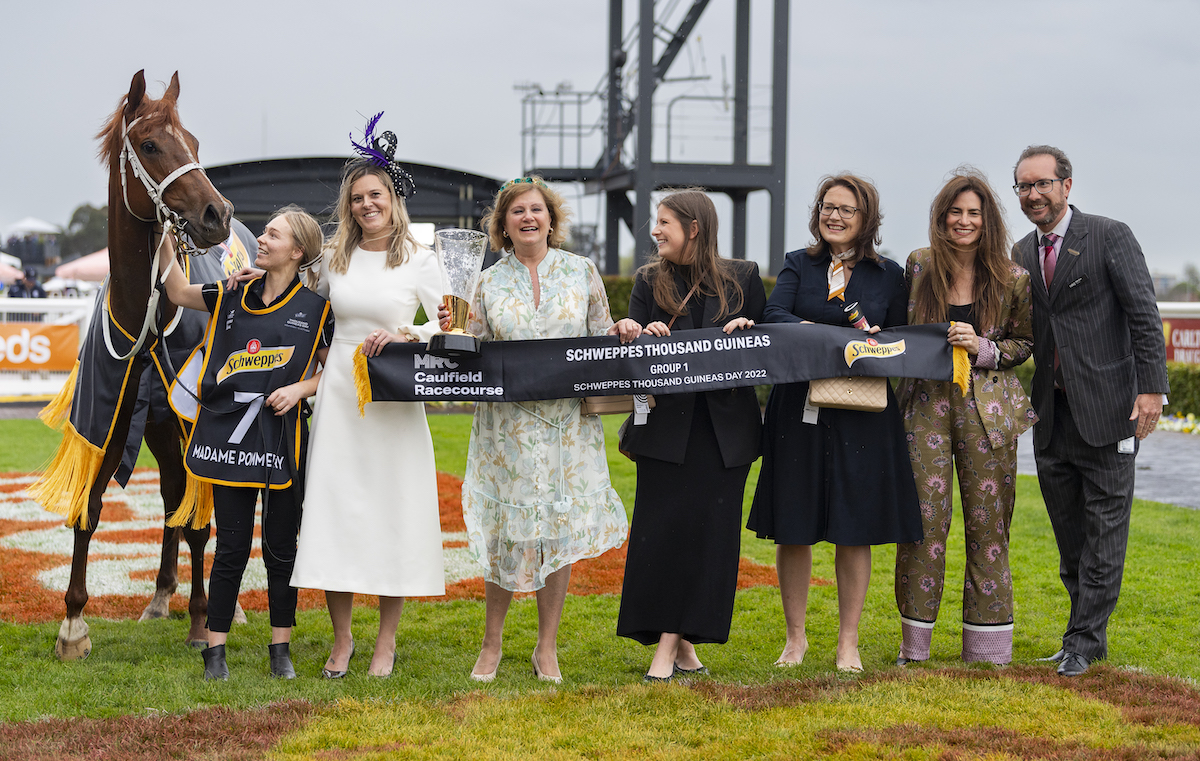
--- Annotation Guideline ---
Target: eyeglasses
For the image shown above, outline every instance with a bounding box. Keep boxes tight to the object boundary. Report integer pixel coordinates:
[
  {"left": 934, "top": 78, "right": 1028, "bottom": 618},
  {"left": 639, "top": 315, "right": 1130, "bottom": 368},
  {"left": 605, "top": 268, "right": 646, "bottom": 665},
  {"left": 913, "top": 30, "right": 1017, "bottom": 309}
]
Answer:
[
  {"left": 818, "top": 204, "right": 858, "bottom": 219},
  {"left": 1013, "top": 178, "right": 1065, "bottom": 197}
]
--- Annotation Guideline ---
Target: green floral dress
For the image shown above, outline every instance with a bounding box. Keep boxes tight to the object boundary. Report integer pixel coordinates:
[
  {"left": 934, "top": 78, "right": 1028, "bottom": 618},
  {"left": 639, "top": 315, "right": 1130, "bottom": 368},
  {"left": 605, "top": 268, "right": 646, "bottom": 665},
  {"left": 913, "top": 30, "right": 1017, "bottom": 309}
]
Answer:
[{"left": 462, "top": 249, "right": 628, "bottom": 591}]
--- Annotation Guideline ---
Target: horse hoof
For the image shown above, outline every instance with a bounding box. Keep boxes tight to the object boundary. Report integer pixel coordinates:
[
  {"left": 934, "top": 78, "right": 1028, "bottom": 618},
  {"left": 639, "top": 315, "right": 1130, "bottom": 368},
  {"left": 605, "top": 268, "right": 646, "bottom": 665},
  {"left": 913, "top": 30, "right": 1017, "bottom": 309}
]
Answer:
[
  {"left": 139, "top": 591, "right": 173, "bottom": 621},
  {"left": 56, "top": 618, "right": 91, "bottom": 661},
  {"left": 188, "top": 639, "right": 209, "bottom": 650},
  {"left": 56, "top": 635, "right": 92, "bottom": 661},
  {"left": 232, "top": 602, "right": 247, "bottom": 625}
]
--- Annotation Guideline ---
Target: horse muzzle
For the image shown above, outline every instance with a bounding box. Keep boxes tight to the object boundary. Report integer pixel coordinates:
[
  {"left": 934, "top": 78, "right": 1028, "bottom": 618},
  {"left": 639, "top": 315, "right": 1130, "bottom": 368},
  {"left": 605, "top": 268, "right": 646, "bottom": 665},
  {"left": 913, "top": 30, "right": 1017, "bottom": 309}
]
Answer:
[{"left": 184, "top": 200, "right": 233, "bottom": 248}]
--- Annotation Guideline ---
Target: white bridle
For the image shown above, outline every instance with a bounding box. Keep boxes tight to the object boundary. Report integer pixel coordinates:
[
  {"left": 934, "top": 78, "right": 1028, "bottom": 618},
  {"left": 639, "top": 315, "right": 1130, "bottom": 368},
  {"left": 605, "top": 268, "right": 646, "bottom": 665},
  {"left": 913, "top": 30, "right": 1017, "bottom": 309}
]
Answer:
[
  {"left": 118, "top": 115, "right": 208, "bottom": 231},
  {"left": 103, "top": 116, "right": 215, "bottom": 361}
]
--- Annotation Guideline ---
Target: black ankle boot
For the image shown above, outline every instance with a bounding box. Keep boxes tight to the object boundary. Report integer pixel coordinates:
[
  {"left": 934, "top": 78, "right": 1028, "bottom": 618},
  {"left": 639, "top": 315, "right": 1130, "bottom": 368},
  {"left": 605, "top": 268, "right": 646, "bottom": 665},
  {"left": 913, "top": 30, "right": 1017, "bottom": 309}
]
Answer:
[
  {"left": 202, "top": 644, "right": 229, "bottom": 681},
  {"left": 268, "top": 642, "right": 296, "bottom": 679}
]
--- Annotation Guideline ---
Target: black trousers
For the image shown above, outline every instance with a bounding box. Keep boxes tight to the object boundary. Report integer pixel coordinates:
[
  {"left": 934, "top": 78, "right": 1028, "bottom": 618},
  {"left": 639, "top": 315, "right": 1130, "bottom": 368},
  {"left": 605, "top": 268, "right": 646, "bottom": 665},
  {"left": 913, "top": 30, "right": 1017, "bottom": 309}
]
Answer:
[
  {"left": 1033, "top": 390, "right": 1137, "bottom": 661},
  {"left": 206, "top": 483, "right": 301, "bottom": 633}
]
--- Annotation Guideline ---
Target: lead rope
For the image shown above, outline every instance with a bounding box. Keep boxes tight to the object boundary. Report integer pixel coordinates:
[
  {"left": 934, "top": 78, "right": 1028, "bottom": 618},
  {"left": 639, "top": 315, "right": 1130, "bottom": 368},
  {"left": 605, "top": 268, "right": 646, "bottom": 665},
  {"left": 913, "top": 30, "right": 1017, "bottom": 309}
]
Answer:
[{"left": 102, "top": 224, "right": 177, "bottom": 361}]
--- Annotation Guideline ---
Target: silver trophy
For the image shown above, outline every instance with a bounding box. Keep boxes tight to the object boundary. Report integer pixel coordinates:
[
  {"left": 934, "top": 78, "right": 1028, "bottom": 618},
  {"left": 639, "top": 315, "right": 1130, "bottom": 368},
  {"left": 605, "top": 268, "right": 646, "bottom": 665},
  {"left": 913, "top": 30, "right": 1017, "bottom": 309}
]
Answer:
[{"left": 428, "top": 228, "right": 488, "bottom": 358}]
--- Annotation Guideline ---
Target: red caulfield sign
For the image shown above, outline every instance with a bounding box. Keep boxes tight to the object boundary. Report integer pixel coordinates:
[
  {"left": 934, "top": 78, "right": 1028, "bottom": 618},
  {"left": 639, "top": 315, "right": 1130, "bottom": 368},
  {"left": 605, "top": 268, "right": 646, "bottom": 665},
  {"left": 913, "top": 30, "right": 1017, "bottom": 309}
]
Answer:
[{"left": 1163, "top": 318, "right": 1200, "bottom": 364}]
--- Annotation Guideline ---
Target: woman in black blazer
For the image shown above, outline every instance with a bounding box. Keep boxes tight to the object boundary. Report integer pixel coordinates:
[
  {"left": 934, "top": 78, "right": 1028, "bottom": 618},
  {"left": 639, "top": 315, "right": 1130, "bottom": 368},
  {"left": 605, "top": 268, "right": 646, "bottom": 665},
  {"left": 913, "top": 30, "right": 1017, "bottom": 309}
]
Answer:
[{"left": 617, "top": 189, "right": 766, "bottom": 681}]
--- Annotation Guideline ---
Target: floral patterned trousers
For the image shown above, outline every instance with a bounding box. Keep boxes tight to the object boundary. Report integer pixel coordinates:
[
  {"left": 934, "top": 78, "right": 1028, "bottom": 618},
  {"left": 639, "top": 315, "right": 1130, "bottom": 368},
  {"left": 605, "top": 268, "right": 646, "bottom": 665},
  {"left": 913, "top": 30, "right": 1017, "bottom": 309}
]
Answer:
[{"left": 895, "top": 378, "right": 1017, "bottom": 664}]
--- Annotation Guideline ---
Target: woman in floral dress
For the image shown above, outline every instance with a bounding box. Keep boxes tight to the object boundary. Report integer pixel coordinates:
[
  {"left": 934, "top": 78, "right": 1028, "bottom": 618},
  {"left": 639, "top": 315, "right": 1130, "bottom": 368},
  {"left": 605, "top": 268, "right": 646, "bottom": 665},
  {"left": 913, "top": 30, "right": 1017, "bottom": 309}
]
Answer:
[
  {"left": 457, "top": 177, "right": 640, "bottom": 683},
  {"left": 894, "top": 168, "right": 1036, "bottom": 666}
]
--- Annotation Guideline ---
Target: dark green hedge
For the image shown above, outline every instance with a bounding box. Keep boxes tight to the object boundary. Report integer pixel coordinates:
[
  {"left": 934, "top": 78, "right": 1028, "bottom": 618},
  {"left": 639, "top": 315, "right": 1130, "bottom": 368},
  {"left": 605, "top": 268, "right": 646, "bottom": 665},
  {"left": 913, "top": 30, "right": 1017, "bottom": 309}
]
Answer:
[
  {"left": 1166, "top": 362, "right": 1200, "bottom": 417},
  {"left": 1011, "top": 359, "right": 1200, "bottom": 417},
  {"left": 602, "top": 275, "right": 777, "bottom": 323},
  {"left": 605, "top": 278, "right": 1200, "bottom": 417}
]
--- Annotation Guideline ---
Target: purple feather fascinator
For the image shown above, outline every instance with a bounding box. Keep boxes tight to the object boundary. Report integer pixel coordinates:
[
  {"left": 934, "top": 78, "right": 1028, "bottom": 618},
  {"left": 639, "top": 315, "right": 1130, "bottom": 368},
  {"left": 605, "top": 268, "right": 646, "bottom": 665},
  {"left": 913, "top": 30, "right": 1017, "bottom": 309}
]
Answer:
[{"left": 350, "top": 111, "right": 416, "bottom": 198}]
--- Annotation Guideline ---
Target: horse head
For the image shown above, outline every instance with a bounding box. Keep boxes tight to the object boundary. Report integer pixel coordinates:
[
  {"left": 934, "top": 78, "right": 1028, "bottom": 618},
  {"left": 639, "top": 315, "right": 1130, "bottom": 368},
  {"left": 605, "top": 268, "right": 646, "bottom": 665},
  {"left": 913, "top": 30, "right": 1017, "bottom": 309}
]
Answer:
[{"left": 99, "top": 70, "right": 232, "bottom": 248}]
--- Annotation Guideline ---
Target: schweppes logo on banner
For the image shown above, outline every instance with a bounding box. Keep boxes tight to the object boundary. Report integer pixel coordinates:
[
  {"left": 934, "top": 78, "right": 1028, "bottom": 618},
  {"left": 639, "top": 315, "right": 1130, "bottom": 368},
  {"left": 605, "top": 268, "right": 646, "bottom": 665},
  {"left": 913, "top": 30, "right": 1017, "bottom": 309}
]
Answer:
[
  {"left": 844, "top": 338, "right": 906, "bottom": 367},
  {"left": 215, "top": 340, "right": 294, "bottom": 383}
]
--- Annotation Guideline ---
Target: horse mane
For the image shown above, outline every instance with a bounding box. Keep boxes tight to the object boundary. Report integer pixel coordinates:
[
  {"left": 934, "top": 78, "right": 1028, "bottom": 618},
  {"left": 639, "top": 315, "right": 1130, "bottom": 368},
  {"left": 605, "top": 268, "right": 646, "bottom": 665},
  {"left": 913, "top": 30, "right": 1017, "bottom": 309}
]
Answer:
[{"left": 96, "top": 88, "right": 184, "bottom": 168}]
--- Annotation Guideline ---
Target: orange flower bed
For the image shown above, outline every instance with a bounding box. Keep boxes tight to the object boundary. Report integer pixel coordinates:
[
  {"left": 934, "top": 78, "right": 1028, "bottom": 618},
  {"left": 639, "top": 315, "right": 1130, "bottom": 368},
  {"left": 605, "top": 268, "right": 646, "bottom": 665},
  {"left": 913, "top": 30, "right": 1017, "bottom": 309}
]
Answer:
[{"left": 0, "top": 469, "right": 783, "bottom": 622}]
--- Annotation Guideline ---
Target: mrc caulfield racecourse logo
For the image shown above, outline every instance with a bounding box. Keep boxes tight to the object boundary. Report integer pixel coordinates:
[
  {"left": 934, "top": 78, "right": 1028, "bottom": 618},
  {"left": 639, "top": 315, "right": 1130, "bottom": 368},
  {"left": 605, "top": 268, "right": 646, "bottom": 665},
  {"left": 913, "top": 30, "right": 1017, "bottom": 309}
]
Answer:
[
  {"left": 215, "top": 341, "right": 294, "bottom": 383},
  {"left": 843, "top": 337, "right": 906, "bottom": 367}
]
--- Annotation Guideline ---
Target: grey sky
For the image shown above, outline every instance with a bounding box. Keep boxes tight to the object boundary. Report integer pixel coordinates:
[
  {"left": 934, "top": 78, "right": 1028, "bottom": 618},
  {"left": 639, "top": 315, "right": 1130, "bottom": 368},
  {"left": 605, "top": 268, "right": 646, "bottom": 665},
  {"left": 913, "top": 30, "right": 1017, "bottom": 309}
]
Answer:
[{"left": 2, "top": 0, "right": 1197, "bottom": 277}]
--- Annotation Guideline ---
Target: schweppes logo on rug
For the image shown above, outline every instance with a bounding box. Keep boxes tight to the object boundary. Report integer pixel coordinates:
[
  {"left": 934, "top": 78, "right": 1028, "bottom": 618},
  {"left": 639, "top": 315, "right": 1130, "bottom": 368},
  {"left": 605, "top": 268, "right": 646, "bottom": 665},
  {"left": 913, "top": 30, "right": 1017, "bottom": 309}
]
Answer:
[
  {"left": 844, "top": 337, "right": 906, "bottom": 367},
  {"left": 216, "top": 339, "right": 294, "bottom": 383}
]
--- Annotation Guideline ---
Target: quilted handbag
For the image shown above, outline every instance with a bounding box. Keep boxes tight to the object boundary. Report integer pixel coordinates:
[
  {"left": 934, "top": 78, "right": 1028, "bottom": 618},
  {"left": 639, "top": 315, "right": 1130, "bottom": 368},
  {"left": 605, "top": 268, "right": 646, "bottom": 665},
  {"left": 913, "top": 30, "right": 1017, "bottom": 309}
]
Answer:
[
  {"left": 580, "top": 394, "right": 655, "bottom": 416},
  {"left": 809, "top": 376, "right": 887, "bottom": 412}
]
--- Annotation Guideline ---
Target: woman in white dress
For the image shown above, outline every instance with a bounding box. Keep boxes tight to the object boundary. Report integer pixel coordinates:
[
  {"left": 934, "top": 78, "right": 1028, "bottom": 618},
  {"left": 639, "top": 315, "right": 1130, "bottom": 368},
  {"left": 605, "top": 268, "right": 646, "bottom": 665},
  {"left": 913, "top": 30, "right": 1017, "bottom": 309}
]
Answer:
[
  {"left": 290, "top": 124, "right": 445, "bottom": 678},
  {"left": 444, "top": 177, "right": 639, "bottom": 683}
]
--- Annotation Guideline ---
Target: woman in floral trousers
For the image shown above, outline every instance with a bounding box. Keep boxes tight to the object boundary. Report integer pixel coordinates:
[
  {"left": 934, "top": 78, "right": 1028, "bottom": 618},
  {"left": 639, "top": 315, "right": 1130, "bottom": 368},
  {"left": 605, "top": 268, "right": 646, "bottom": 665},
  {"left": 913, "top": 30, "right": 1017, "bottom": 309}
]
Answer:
[{"left": 894, "top": 168, "right": 1036, "bottom": 665}]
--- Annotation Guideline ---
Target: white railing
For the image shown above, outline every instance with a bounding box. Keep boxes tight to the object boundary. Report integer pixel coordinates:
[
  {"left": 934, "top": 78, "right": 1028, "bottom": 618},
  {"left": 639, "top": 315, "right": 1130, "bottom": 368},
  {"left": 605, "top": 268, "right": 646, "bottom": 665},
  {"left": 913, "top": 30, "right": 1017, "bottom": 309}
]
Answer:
[
  {"left": 1158, "top": 302, "right": 1200, "bottom": 319},
  {"left": 0, "top": 295, "right": 97, "bottom": 398}
]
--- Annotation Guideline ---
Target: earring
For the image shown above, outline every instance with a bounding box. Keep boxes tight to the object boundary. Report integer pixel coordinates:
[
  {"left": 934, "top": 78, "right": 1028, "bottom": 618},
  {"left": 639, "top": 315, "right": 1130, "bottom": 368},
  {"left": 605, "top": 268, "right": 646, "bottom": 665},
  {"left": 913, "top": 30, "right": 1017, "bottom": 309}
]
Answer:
[
  {"left": 548, "top": 227, "right": 554, "bottom": 234},
  {"left": 503, "top": 230, "right": 509, "bottom": 238}
]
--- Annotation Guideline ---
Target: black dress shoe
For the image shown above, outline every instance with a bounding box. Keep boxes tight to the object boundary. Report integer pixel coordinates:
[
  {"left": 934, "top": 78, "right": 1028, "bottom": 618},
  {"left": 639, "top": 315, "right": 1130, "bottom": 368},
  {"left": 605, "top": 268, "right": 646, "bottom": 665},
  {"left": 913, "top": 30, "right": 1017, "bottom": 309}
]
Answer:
[
  {"left": 1057, "top": 651, "right": 1089, "bottom": 677},
  {"left": 202, "top": 644, "right": 228, "bottom": 681},
  {"left": 673, "top": 663, "right": 708, "bottom": 676},
  {"left": 643, "top": 672, "right": 673, "bottom": 683},
  {"left": 895, "top": 653, "right": 927, "bottom": 667},
  {"left": 1036, "top": 649, "right": 1066, "bottom": 663},
  {"left": 269, "top": 642, "right": 296, "bottom": 679}
]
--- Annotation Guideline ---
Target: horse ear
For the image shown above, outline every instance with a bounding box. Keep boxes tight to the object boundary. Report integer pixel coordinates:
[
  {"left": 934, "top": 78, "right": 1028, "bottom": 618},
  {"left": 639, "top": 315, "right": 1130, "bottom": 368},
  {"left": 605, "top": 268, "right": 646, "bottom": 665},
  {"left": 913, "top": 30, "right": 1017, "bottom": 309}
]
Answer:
[
  {"left": 126, "top": 70, "right": 146, "bottom": 117},
  {"left": 164, "top": 72, "right": 180, "bottom": 104}
]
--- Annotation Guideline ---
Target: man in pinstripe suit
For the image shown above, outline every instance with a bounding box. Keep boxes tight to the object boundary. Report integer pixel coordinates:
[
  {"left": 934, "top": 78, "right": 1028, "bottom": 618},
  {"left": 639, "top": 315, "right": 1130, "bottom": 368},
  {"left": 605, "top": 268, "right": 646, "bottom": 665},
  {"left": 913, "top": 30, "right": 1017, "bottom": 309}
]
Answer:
[{"left": 1012, "top": 145, "right": 1169, "bottom": 677}]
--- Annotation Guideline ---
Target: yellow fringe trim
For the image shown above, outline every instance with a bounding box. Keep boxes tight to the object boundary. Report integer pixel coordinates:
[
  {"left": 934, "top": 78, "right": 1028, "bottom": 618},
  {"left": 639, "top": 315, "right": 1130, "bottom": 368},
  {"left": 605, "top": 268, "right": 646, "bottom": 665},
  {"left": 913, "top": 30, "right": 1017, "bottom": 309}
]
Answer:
[
  {"left": 38, "top": 361, "right": 80, "bottom": 431},
  {"left": 352, "top": 344, "right": 372, "bottom": 417},
  {"left": 167, "top": 474, "right": 214, "bottom": 529},
  {"left": 952, "top": 345, "right": 971, "bottom": 396},
  {"left": 27, "top": 421, "right": 105, "bottom": 529}
]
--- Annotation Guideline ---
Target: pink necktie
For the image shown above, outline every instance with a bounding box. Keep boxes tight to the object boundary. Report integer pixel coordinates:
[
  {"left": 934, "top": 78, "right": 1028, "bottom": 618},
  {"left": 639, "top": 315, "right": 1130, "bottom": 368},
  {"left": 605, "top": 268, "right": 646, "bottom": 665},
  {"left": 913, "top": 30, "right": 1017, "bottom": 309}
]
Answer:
[
  {"left": 1042, "top": 232, "right": 1064, "bottom": 385},
  {"left": 1042, "top": 232, "right": 1060, "bottom": 288}
]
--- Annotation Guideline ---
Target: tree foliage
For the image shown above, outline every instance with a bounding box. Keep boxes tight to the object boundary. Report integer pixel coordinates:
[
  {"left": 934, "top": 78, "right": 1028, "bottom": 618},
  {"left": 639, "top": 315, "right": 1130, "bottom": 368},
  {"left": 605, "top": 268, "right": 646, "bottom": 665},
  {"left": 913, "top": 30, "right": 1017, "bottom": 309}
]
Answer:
[{"left": 59, "top": 204, "right": 108, "bottom": 259}]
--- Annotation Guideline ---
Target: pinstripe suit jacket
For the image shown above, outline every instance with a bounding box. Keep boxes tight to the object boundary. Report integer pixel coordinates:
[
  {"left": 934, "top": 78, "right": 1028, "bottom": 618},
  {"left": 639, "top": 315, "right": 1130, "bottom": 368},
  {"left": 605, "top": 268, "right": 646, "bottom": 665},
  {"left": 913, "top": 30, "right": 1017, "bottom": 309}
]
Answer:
[{"left": 1013, "top": 206, "right": 1168, "bottom": 449}]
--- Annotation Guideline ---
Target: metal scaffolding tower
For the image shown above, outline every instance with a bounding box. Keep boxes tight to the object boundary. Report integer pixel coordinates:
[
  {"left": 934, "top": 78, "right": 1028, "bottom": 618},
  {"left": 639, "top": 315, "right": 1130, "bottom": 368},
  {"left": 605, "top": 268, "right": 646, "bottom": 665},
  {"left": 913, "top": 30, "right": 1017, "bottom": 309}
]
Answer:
[{"left": 521, "top": 0, "right": 789, "bottom": 274}]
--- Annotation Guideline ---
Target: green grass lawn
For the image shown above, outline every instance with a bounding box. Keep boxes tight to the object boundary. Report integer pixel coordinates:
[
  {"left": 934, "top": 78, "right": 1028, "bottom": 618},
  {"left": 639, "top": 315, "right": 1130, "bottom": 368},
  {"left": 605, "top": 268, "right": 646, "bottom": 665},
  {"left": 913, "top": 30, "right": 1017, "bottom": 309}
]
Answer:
[
  {"left": 1, "top": 412, "right": 1199, "bottom": 726},
  {"left": 3, "top": 412, "right": 1200, "bottom": 761}
]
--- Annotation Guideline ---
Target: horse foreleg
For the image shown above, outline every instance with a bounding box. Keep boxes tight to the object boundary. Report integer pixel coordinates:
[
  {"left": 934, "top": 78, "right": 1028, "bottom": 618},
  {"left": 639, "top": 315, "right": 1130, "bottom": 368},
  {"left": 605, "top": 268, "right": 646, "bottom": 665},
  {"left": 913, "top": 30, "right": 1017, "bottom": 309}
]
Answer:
[
  {"left": 182, "top": 524, "right": 212, "bottom": 646},
  {"left": 145, "top": 418, "right": 211, "bottom": 647},
  {"left": 57, "top": 522, "right": 99, "bottom": 661},
  {"left": 57, "top": 369, "right": 143, "bottom": 662},
  {"left": 138, "top": 523, "right": 180, "bottom": 622}
]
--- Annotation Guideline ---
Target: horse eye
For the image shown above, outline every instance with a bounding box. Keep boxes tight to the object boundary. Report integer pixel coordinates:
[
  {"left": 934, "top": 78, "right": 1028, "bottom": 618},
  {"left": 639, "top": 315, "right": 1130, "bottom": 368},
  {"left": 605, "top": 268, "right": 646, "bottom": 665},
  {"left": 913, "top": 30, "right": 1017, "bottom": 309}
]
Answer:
[{"left": 141, "top": 141, "right": 157, "bottom": 155}]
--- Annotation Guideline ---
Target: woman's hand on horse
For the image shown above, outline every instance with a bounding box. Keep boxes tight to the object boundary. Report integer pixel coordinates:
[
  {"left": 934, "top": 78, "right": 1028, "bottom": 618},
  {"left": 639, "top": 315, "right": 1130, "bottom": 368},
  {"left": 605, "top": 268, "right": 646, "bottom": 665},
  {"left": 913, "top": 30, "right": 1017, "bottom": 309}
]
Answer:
[
  {"left": 361, "top": 329, "right": 396, "bottom": 357},
  {"left": 225, "top": 267, "right": 264, "bottom": 291},
  {"left": 608, "top": 318, "right": 642, "bottom": 344},
  {"left": 266, "top": 383, "right": 306, "bottom": 416},
  {"left": 722, "top": 317, "right": 755, "bottom": 333},
  {"left": 643, "top": 320, "right": 671, "bottom": 337}
]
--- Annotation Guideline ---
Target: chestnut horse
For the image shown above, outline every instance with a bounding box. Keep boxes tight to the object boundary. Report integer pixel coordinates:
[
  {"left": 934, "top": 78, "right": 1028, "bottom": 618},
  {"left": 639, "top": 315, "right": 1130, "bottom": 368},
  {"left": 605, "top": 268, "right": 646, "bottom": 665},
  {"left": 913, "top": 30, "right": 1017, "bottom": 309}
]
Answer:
[{"left": 31, "top": 71, "right": 232, "bottom": 659}]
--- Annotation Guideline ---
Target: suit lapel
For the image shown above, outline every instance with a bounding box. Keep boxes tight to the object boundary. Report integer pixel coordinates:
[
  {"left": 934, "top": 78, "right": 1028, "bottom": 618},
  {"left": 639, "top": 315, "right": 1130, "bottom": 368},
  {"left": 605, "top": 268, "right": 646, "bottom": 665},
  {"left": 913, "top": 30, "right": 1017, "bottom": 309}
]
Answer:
[
  {"left": 1048, "top": 206, "right": 1087, "bottom": 302},
  {"left": 1016, "top": 233, "right": 1046, "bottom": 301}
]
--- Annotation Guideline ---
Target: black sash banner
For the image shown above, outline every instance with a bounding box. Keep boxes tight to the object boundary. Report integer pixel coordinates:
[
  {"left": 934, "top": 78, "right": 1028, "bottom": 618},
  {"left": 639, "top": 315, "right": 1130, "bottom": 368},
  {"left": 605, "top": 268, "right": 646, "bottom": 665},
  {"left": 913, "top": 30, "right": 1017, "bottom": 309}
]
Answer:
[{"left": 354, "top": 323, "right": 968, "bottom": 408}]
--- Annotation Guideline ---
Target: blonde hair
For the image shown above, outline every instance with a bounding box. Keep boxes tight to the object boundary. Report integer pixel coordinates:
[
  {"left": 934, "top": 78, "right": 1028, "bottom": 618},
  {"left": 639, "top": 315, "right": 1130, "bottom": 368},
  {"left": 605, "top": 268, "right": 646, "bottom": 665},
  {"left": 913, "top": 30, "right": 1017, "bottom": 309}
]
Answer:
[
  {"left": 268, "top": 204, "right": 324, "bottom": 288},
  {"left": 326, "top": 162, "right": 419, "bottom": 275},
  {"left": 481, "top": 176, "right": 571, "bottom": 253}
]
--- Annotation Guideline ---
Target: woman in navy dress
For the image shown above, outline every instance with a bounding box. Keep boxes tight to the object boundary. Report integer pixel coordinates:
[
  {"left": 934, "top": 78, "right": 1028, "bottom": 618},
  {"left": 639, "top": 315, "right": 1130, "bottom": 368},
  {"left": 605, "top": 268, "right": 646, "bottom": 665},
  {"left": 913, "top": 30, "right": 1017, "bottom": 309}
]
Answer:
[{"left": 747, "top": 174, "right": 921, "bottom": 672}]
